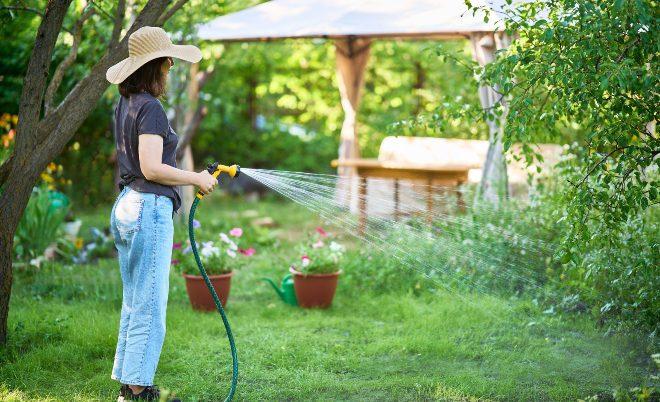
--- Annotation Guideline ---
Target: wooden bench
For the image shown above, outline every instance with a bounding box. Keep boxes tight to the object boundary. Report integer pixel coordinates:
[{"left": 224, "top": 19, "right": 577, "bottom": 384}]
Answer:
[{"left": 331, "top": 158, "right": 472, "bottom": 232}]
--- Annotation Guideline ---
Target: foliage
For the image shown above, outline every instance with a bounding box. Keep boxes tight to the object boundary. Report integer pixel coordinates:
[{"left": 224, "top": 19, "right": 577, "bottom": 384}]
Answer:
[
  {"left": 0, "top": 113, "right": 16, "bottom": 164},
  {"left": 13, "top": 185, "right": 70, "bottom": 262},
  {"left": 452, "top": 0, "right": 659, "bottom": 257},
  {"left": 291, "top": 227, "right": 345, "bottom": 274}
]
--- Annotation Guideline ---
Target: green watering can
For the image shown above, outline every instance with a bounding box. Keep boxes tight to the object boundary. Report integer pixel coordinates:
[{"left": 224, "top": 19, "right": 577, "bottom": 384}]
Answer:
[{"left": 262, "top": 274, "right": 297, "bottom": 306}]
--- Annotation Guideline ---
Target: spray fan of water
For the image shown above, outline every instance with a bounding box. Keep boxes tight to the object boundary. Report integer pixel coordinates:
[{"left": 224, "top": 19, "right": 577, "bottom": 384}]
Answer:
[{"left": 241, "top": 168, "right": 556, "bottom": 317}]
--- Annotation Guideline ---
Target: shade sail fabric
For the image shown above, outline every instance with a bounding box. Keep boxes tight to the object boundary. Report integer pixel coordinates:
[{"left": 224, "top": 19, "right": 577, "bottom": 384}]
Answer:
[{"left": 197, "top": 0, "right": 506, "bottom": 42}]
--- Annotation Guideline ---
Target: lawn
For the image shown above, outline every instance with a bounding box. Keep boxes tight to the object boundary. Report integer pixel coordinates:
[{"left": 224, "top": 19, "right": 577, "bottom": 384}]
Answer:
[{"left": 0, "top": 195, "right": 653, "bottom": 401}]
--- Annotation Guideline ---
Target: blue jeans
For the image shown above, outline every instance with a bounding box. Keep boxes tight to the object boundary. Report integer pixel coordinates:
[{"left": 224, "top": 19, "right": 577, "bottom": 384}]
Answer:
[{"left": 109, "top": 187, "right": 174, "bottom": 386}]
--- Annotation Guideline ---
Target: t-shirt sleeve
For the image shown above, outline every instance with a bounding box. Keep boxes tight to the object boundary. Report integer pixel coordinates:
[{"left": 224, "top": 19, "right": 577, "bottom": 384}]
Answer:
[{"left": 137, "top": 100, "right": 169, "bottom": 138}]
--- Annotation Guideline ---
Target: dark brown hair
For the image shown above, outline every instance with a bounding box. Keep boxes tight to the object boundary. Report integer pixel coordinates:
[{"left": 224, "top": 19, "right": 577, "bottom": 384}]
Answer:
[{"left": 118, "top": 57, "right": 168, "bottom": 98}]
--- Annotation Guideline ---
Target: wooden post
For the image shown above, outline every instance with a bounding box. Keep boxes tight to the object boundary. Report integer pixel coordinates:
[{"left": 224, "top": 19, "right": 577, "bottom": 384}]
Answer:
[
  {"left": 358, "top": 175, "right": 367, "bottom": 234},
  {"left": 393, "top": 179, "right": 400, "bottom": 221},
  {"left": 456, "top": 180, "right": 466, "bottom": 213},
  {"left": 426, "top": 178, "right": 433, "bottom": 224}
]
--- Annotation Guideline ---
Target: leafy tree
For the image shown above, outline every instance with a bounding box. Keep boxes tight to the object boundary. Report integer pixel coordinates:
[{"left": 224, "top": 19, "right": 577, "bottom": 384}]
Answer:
[
  {"left": 0, "top": 0, "right": 191, "bottom": 344},
  {"left": 429, "top": 0, "right": 658, "bottom": 255}
]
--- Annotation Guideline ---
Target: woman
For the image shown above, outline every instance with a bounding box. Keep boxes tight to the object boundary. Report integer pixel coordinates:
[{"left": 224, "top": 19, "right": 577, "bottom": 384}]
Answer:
[{"left": 106, "top": 26, "right": 217, "bottom": 401}]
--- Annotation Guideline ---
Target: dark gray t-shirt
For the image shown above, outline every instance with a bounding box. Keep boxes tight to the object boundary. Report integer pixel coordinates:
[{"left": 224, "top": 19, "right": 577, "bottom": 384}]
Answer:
[{"left": 113, "top": 92, "right": 181, "bottom": 212}]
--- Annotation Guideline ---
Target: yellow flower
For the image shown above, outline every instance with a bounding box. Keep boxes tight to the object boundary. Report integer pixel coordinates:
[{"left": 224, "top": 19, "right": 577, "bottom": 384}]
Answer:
[
  {"left": 40, "top": 172, "right": 54, "bottom": 183},
  {"left": 72, "top": 142, "right": 80, "bottom": 151},
  {"left": 47, "top": 162, "right": 57, "bottom": 172},
  {"left": 75, "top": 238, "right": 84, "bottom": 250}
]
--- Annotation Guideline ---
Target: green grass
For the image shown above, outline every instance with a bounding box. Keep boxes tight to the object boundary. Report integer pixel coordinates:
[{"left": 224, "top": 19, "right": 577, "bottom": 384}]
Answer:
[{"left": 0, "top": 195, "right": 653, "bottom": 401}]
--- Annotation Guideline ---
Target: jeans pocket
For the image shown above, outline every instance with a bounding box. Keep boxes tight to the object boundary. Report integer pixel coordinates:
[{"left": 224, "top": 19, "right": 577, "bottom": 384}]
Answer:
[{"left": 114, "top": 191, "right": 146, "bottom": 239}]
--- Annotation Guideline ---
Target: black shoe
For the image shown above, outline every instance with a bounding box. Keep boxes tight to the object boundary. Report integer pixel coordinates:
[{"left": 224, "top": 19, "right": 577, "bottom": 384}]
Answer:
[
  {"left": 124, "top": 385, "right": 181, "bottom": 401},
  {"left": 118, "top": 384, "right": 130, "bottom": 401}
]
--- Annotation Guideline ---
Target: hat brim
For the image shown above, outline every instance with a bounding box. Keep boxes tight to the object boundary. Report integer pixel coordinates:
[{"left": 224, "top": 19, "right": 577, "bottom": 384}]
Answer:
[{"left": 106, "top": 44, "right": 202, "bottom": 84}]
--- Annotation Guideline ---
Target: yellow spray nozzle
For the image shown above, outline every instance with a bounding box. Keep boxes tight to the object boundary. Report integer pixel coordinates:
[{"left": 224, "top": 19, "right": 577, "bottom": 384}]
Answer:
[{"left": 196, "top": 162, "right": 241, "bottom": 199}]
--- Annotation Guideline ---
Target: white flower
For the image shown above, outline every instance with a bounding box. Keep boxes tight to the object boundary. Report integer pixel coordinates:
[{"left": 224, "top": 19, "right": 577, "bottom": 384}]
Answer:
[
  {"left": 201, "top": 241, "right": 220, "bottom": 257},
  {"left": 29, "top": 256, "right": 45, "bottom": 268},
  {"left": 219, "top": 233, "right": 231, "bottom": 244},
  {"left": 329, "top": 241, "right": 344, "bottom": 253},
  {"left": 301, "top": 256, "right": 311, "bottom": 267},
  {"left": 226, "top": 249, "right": 237, "bottom": 258},
  {"left": 228, "top": 240, "right": 238, "bottom": 251}
]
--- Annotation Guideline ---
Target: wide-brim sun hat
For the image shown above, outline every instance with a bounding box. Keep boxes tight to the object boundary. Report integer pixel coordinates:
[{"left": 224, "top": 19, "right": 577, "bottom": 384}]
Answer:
[{"left": 106, "top": 26, "right": 202, "bottom": 84}]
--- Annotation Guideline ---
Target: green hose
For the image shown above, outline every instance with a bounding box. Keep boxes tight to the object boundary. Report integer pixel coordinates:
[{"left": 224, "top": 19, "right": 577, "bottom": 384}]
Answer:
[{"left": 188, "top": 198, "right": 238, "bottom": 401}]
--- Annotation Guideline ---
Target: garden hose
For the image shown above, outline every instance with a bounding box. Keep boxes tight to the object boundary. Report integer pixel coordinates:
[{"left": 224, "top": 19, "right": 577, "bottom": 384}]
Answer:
[{"left": 188, "top": 162, "right": 240, "bottom": 402}]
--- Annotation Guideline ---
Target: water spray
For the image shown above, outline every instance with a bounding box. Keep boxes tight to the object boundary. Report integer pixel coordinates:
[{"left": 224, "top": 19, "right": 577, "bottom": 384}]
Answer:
[{"left": 188, "top": 161, "right": 240, "bottom": 401}]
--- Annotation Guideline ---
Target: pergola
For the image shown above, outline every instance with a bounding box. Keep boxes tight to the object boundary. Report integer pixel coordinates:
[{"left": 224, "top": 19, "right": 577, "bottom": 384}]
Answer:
[{"left": 198, "top": 0, "right": 510, "bottom": 202}]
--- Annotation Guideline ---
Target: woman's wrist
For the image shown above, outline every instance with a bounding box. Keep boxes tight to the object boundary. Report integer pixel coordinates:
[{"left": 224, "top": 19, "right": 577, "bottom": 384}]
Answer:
[{"left": 190, "top": 171, "right": 202, "bottom": 187}]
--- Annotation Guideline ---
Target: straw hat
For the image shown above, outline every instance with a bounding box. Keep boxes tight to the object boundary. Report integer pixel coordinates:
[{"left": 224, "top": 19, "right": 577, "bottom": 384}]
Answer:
[{"left": 106, "top": 26, "right": 202, "bottom": 84}]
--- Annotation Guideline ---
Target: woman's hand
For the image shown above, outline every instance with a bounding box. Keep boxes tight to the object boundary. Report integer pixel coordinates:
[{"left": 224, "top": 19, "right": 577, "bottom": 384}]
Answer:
[{"left": 196, "top": 171, "right": 217, "bottom": 195}]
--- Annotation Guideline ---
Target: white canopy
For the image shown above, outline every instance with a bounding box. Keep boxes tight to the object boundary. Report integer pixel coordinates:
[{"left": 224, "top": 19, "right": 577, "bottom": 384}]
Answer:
[{"left": 197, "top": 0, "right": 505, "bottom": 42}]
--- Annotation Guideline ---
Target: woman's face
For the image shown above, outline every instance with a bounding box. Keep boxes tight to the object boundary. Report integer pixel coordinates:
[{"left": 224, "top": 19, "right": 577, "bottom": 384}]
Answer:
[{"left": 161, "top": 57, "right": 174, "bottom": 75}]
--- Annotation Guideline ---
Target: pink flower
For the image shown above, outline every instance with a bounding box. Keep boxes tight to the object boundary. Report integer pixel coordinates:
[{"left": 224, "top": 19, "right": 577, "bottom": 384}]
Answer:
[
  {"left": 171, "top": 259, "right": 180, "bottom": 265},
  {"left": 172, "top": 242, "right": 182, "bottom": 250},
  {"left": 315, "top": 227, "right": 328, "bottom": 237},
  {"left": 301, "top": 255, "right": 311, "bottom": 267},
  {"left": 239, "top": 247, "right": 256, "bottom": 256},
  {"left": 312, "top": 240, "right": 324, "bottom": 249},
  {"left": 229, "top": 227, "right": 243, "bottom": 237}
]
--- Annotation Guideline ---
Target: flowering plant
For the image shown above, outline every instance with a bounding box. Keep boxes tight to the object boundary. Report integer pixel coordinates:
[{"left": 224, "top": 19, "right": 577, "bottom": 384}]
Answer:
[
  {"left": 172, "top": 226, "right": 255, "bottom": 275},
  {"left": 291, "top": 227, "right": 345, "bottom": 275}
]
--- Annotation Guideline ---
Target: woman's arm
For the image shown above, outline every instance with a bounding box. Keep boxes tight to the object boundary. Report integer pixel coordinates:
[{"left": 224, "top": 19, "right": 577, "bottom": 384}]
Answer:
[{"left": 138, "top": 134, "right": 217, "bottom": 194}]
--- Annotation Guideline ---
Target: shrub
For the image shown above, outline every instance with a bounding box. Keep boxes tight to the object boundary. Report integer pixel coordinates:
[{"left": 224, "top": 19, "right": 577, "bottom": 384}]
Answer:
[
  {"left": 13, "top": 185, "right": 70, "bottom": 263},
  {"left": 291, "top": 227, "right": 345, "bottom": 274},
  {"left": 172, "top": 226, "right": 255, "bottom": 275}
]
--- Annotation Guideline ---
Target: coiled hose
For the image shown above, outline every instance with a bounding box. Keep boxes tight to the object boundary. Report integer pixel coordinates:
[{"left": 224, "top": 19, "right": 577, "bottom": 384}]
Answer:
[{"left": 188, "top": 198, "right": 238, "bottom": 401}]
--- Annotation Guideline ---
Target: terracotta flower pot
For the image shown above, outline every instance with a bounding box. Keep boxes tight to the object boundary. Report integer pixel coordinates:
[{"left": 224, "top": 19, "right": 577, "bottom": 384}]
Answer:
[
  {"left": 289, "top": 266, "right": 341, "bottom": 309},
  {"left": 183, "top": 271, "right": 233, "bottom": 311}
]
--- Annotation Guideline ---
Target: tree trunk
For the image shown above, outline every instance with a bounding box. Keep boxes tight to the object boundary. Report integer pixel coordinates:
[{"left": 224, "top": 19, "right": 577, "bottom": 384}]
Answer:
[
  {"left": 178, "top": 144, "right": 195, "bottom": 222},
  {"left": 470, "top": 32, "right": 512, "bottom": 205},
  {"left": 0, "top": 157, "right": 43, "bottom": 344}
]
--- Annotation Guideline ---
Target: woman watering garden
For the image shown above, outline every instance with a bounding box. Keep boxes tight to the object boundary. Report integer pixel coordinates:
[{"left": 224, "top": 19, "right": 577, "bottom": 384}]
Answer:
[{"left": 106, "top": 26, "right": 217, "bottom": 401}]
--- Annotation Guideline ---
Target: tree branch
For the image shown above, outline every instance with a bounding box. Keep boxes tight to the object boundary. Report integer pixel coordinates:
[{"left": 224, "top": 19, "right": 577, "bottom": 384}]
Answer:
[
  {"left": 0, "top": 5, "right": 76, "bottom": 34},
  {"left": 156, "top": 0, "right": 188, "bottom": 26},
  {"left": 176, "top": 105, "right": 207, "bottom": 159},
  {"left": 44, "top": 6, "right": 95, "bottom": 115},
  {"left": 110, "top": 0, "right": 126, "bottom": 47},
  {"left": 15, "top": 0, "right": 73, "bottom": 157},
  {"left": 87, "top": 0, "right": 114, "bottom": 21},
  {"left": 573, "top": 146, "right": 627, "bottom": 188},
  {"left": 32, "top": 0, "right": 172, "bottom": 161},
  {"left": 0, "top": 5, "right": 43, "bottom": 17},
  {"left": 0, "top": 153, "right": 14, "bottom": 187}
]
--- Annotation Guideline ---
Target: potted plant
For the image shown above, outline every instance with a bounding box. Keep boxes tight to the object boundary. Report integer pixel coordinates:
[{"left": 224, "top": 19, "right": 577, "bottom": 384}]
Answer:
[
  {"left": 289, "top": 227, "right": 344, "bottom": 309},
  {"left": 173, "top": 226, "right": 254, "bottom": 311}
]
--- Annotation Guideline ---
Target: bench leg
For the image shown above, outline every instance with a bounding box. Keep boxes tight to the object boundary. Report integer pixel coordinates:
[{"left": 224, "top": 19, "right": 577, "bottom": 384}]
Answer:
[
  {"left": 456, "top": 180, "right": 466, "bottom": 213},
  {"left": 393, "top": 179, "right": 400, "bottom": 221},
  {"left": 426, "top": 178, "right": 433, "bottom": 224},
  {"left": 358, "top": 176, "right": 367, "bottom": 235}
]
